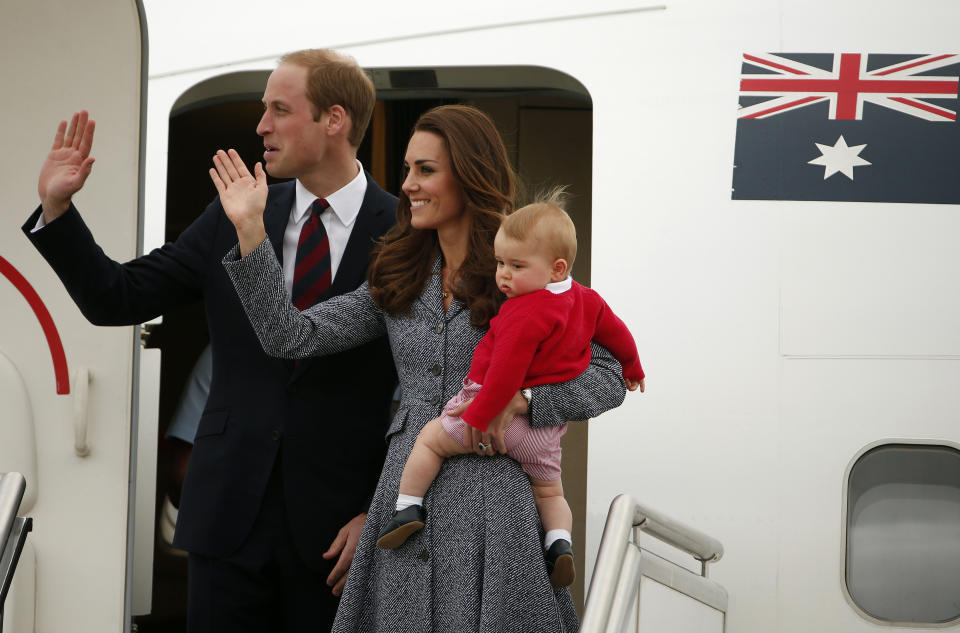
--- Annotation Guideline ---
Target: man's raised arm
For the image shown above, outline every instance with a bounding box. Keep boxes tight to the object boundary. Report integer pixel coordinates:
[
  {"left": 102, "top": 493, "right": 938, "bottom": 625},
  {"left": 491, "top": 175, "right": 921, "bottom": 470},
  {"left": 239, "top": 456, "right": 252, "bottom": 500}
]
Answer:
[{"left": 38, "top": 110, "right": 96, "bottom": 223}]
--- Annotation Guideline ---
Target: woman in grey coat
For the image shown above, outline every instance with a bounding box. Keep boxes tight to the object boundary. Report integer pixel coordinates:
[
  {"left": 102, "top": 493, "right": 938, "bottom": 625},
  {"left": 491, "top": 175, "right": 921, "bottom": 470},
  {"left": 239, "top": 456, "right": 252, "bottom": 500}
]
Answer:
[{"left": 217, "top": 105, "right": 626, "bottom": 632}]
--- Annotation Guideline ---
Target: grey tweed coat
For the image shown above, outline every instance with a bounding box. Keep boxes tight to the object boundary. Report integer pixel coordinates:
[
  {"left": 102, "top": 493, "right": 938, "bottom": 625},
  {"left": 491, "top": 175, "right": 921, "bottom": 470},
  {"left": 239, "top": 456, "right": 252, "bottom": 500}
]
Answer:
[{"left": 224, "top": 240, "right": 626, "bottom": 633}]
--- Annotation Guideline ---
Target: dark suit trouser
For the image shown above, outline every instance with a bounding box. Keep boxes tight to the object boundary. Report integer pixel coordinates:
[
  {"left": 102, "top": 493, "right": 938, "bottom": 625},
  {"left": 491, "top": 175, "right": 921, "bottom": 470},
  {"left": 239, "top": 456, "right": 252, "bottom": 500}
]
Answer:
[{"left": 186, "top": 456, "right": 340, "bottom": 633}]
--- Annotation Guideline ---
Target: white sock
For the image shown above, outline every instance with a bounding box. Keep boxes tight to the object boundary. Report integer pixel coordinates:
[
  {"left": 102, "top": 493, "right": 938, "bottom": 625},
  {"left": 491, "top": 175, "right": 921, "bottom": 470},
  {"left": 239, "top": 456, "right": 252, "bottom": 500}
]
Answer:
[
  {"left": 544, "top": 529, "right": 572, "bottom": 549},
  {"left": 395, "top": 494, "right": 423, "bottom": 512}
]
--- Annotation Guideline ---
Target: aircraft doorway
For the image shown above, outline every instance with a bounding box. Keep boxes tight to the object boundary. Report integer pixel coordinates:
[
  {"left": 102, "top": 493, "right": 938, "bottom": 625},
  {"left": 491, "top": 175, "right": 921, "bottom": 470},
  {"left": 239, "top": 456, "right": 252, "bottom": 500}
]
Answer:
[{"left": 136, "top": 65, "right": 593, "bottom": 632}]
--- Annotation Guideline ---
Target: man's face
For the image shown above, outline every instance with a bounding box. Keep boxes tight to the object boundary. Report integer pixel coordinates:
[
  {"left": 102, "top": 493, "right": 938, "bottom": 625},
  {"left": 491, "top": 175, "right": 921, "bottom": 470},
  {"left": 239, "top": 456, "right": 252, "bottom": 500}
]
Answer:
[{"left": 256, "top": 63, "right": 328, "bottom": 179}]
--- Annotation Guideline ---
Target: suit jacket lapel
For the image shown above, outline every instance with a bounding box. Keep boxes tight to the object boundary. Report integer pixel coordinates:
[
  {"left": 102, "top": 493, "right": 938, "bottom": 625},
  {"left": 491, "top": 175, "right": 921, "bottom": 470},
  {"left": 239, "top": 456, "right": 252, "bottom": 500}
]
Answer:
[
  {"left": 417, "top": 256, "right": 444, "bottom": 319},
  {"left": 259, "top": 182, "right": 297, "bottom": 375},
  {"left": 264, "top": 181, "right": 294, "bottom": 266}
]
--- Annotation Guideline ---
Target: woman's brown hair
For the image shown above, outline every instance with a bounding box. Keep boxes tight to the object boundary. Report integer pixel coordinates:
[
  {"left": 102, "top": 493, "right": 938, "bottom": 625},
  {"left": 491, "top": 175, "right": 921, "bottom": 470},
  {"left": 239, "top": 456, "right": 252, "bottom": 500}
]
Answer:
[{"left": 368, "top": 105, "right": 515, "bottom": 328}]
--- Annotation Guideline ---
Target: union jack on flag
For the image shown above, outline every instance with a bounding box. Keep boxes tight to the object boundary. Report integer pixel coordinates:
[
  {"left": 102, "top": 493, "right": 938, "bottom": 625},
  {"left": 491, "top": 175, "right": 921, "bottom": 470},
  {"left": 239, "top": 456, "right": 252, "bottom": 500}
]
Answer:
[
  {"left": 738, "top": 53, "right": 960, "bottom": 122},
  {"left": 733, "top": 53, "right": 960, "bottom": 204}
]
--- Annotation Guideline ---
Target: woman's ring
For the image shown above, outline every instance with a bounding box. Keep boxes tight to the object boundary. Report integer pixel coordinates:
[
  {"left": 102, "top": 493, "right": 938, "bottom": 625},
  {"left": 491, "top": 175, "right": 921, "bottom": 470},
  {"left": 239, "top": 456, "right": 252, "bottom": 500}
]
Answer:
[{"left": 478, "top": 442, "right": 491, "bottom": 452}]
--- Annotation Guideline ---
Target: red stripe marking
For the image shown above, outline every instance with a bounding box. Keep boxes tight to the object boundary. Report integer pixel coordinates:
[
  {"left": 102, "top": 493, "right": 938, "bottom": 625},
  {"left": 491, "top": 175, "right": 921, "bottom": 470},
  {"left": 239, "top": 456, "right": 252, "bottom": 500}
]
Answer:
[
  {"left": 741, "top": 68, "right": 959, "bottom": 120},
  {"left": 743, "top": 54, "right": 810, "bottom": 75},
  {"left": 293, "top": 238, "right": 330, "bottom": 280},
  {"left": 874, "top": 54, "right": 955, "bottom": 76},
  {"left": 890, "top": 97, "right": 957, "bottom": 121},
  {"left": 0, "top": 255, "right": 70, "bottom": 394},
  {"left": 296, "top": 217, "right": 319, "bottom": 248},
  {"left": 741, "top": 95, "right": 824, "bottom": 119},
  {"left": 835, "top": 53, "right": 862, "bottom": 120},
  {"left": 740, "top": 77, "right": 959, "bottom": 95},
  {"left": 293, "top": 271, "right": 332, "bottom": 311}
]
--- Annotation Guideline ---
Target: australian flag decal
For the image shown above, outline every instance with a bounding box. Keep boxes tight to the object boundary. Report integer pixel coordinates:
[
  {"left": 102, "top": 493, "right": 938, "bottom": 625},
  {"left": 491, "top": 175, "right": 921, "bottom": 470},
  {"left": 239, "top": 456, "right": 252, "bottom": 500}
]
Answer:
[{"left": 732, "top": 53, "right": 960, "bottom": 204}]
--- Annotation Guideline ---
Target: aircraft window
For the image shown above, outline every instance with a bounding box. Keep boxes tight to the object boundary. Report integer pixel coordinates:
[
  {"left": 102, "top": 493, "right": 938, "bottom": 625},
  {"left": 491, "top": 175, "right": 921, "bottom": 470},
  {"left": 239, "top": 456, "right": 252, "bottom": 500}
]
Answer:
[{"left": 845, "top": 443, "right": 960, "bottom": 624}]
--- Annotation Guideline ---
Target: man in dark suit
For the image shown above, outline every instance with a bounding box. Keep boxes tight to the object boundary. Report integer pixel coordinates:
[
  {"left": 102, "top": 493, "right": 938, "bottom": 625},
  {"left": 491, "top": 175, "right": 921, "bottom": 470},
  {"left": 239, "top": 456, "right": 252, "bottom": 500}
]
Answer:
[{"left": 23, "top": 49, "right": 397, "bottom": 632}]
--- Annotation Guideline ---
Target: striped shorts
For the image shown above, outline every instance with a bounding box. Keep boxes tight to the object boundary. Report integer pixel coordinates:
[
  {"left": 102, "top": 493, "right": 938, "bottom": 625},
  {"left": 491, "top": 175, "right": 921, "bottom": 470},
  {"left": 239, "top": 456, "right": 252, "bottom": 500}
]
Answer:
[{"left": 440, "top": 378, "right": 567, "bottom": 481}]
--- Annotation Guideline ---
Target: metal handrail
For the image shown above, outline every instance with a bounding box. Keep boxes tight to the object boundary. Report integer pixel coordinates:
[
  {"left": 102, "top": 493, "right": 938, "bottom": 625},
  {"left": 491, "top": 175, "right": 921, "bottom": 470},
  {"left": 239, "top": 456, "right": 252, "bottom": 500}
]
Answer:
[
  {"left": 580, "top": 494, "right": 725, "bottom": 633},
  {"left": 0, "top": 474, "right": 25, "bottom": 560},
  {"left": 631, "top": 500, "right": 723, "bottom": 569}
]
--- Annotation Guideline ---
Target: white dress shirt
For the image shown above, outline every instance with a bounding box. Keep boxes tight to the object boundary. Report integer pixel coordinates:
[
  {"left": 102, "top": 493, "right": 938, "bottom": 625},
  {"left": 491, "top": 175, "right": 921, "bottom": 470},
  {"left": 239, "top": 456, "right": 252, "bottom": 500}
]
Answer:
[
  {"left": 282, "top": 161, "right": 368, "bottom": 294},
  {"left": 543, "top": 276, "right": 573, "bottom": 294}
]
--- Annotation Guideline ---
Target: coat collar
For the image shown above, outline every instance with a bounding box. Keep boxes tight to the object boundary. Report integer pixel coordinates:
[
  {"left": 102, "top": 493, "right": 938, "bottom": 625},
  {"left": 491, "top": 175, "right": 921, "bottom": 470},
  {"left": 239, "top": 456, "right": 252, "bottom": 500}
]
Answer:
[{"left": 418, "top": 255, "right": 465, "bottom": 322}]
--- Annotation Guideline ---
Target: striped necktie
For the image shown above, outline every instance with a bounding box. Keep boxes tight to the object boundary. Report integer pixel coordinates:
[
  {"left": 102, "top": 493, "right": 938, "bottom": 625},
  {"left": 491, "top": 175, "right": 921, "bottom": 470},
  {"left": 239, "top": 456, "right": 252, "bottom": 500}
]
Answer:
[{"left": 292, "top": 198, "right": 332, "bottom": 311}]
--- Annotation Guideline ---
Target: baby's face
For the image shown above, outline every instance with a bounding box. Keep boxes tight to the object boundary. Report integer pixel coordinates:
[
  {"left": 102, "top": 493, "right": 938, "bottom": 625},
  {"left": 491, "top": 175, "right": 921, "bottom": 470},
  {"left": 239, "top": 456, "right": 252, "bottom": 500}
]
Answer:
[{"left": 493, "top": 230, "right": 558, "bottom": 299}]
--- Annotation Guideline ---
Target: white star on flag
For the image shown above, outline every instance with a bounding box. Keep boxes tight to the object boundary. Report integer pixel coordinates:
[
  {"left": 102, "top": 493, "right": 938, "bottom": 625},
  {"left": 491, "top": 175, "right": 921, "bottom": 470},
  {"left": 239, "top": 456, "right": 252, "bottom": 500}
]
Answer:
[{"left": 807, "top": 135, "right": 872, "bottom": 180}]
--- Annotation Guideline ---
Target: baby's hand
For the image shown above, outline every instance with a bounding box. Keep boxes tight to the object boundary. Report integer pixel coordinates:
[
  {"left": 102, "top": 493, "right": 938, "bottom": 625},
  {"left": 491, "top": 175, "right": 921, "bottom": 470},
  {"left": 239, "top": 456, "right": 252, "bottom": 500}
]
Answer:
[{"left": 626, "top": 378, "right": 645, "bottom": 392}]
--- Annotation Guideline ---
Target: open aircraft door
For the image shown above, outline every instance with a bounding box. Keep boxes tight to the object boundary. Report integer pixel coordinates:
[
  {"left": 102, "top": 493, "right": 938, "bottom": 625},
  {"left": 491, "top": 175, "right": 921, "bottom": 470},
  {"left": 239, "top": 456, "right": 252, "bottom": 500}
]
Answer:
[{"left": 0, "top": 1, "right": 154, "bottom": 631}]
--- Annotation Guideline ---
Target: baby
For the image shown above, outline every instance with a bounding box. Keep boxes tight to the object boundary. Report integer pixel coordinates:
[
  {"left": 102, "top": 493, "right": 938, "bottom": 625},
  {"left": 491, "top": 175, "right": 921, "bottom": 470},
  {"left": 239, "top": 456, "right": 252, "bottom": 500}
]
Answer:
[{"left": 377, "top": 195, "right": 645, "bottom": 589}]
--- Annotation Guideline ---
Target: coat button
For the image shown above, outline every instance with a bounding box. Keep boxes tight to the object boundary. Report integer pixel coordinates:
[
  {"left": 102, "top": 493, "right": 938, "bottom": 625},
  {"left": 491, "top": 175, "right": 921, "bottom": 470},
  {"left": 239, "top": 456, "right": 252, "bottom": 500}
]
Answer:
[
  {"left": 435, "top": 323, "right": 444, "bottom": 334},
  {"left": 430, "top": 395, "right": 440, "bottom": 407},
  {"left": 419, "top": 549, "right": 430, "bottom": 562},
  {"left": 272, "top": 430, "right": 281, "bottom": 441},
  {"left": 431, "top": 364, "right": 441, "bottom": 376}
]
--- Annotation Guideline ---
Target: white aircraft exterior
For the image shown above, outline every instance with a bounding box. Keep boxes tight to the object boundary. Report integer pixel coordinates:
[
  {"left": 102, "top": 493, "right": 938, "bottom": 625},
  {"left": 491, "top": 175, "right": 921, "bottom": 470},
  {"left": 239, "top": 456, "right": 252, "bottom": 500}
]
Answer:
[{"left": 2, "top": 0, "right": 959, "bottom": 631}]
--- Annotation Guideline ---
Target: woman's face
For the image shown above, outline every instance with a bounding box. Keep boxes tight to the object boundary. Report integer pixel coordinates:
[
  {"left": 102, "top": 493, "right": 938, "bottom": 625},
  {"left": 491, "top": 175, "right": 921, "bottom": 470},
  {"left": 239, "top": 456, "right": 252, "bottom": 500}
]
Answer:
[{"left": 402, "top": 131, "right": 467, "bottom": 233}]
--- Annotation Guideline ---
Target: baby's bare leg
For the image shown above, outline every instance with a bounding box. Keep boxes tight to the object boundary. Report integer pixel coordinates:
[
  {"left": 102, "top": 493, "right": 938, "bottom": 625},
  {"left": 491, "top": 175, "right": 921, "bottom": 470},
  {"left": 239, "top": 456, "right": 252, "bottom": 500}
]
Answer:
[
  {"left": 529, "top": 477, "right": 572, "bottom": 534},
  {"left": 398, "top": 417, "right": 473, "bottom": 498},
  {"left": 531, "top": 476, "right": 575, "bottom": 587}
]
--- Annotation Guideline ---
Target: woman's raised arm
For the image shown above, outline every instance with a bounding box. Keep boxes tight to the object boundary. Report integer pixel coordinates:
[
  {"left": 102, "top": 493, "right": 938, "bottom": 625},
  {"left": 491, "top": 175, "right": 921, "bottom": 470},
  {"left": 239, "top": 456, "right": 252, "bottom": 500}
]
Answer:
[
  {"left": 213, "top": 147, "right": 387, "bottom": 359},
  {"left": 209, "top": 149, "right": 269, "bottom": 256},
  {"left": 223, "top": 239, "right": 386, "bottom": 359}
]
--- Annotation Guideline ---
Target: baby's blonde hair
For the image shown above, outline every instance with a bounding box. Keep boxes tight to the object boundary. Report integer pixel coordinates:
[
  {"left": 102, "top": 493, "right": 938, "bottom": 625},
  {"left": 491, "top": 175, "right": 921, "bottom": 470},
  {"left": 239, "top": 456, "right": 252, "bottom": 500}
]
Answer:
[{"left": 500, "top": 187, "right": 577, "bottom": 269}]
